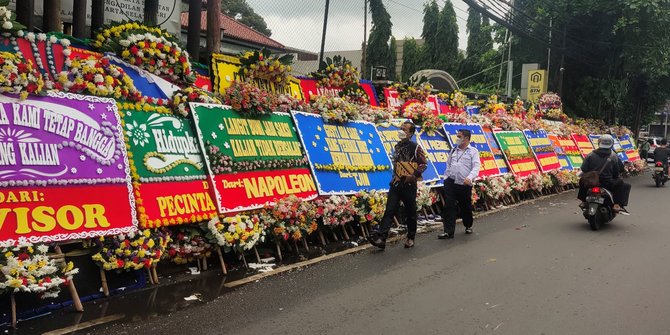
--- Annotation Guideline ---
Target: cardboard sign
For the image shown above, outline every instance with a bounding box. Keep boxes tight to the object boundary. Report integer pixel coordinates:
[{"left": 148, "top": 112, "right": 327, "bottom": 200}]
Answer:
[
  {"left": 483, "top": 125, "right": 509, "bottom": 174},
  {"left": 0, "top": 92, "right": 136, "bottom": 243},
  {"left": 417, "top": 130, "right": 452, "bottom": 178},
  {"left": 548, "top": 134, "right": 581, "bottom": 170}
]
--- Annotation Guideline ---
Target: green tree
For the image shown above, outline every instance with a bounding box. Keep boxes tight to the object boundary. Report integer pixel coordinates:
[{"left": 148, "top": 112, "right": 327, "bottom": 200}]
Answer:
[
  {"left": 436, "top": 0, "right": 460, "bottom": 73},
  {"left": 222, "top": 0, "right": 272, "bottom": 36},
  {"left": 365, "top": 0, "right": 393, "bottom": 80},
  {"left": 420, "top": 0, "right": 440, "bottom": 69},
  {"left": 465, "top": 7, "right": 482, "bottom": 57},
  {"left": 389, "top": 37, "right": 398, "bottom": 81},
  {"left": 401, "top": 38, "right": 421, "bottom": 81}
]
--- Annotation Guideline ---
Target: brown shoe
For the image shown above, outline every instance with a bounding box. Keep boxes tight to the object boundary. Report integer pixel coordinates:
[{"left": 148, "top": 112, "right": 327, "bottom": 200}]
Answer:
[{"left": 404, "top": 238, "right": 415, "bottom": 248}]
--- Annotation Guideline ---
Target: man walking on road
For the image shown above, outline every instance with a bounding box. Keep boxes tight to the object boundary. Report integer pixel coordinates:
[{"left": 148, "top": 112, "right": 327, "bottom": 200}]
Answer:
[
  {"left": 439, "top": 129, "right": 481, "bottom": 239},
  {"left": 370, "top": 121, "right": 427, "bottom": 249}
]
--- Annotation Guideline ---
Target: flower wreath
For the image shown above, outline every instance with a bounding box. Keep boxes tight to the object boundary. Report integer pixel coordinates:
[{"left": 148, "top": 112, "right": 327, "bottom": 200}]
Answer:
[
  {"left": 92, "top": 21, "right": 194, "bottom": 84},
  {"left": 350, "top": 190, "right": 386, "bottom": 225},
  {"left": 0, "top": 238, "right": 78, "bottom": 299},
  {"left": 206, "top": 214, "right": 267, "bottom": 252},
  {"left": 309, "top": 55, "right": 360, "bottom": 87},
  {"left": 0, "top": 51, "right": 45, "bottom": 99},
  {"left": 170, "top": 87, "right": 222, "bottom": 117},
  {"left": 91, "top": 228, "right": 171, "bottom": 272},
  {"left": 238, "top": 48, "right": 293, "bottom": 86},
  {"left": 56, "top": 56, "right": 142, "bottom": 101},
  {"left": 166, "top": 226, "right": 213, "bottom": 264}
]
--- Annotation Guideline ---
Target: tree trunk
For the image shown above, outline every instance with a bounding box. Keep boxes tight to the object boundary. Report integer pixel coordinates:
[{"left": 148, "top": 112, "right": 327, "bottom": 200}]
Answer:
[{"left": 206, "top": 0, "right": 221, "bottom": 56}]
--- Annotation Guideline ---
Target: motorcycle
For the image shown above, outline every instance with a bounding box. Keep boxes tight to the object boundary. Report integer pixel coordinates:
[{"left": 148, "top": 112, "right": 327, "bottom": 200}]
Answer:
[
  {"left": 582, "top": 186, "right": 616, "bottom": 231},
  {"left": 653, "top": 161, "right": 668, "bottom": 187}
]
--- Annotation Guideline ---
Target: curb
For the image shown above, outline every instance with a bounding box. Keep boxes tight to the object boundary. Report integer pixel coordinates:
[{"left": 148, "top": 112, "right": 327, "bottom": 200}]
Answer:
[{"left": 224, "top": 189, "right": 573, "bottom": 288}]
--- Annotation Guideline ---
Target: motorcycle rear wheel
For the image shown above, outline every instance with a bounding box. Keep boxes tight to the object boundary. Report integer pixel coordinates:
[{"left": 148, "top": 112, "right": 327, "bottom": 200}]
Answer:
[{"left": 588, "top": 216, "right": 600, "bottom": 231}]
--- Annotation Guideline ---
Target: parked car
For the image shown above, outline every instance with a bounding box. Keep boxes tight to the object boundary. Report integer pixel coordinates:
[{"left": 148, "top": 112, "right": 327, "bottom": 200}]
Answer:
[{"left": 639, "top": 137, "right": 663, "bottom": 161}]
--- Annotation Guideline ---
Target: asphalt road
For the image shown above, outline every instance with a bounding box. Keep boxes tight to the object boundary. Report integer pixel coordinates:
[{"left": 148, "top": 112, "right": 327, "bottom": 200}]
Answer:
[{"left": 33, "top": 174, "right": 670, "bottom": 334}]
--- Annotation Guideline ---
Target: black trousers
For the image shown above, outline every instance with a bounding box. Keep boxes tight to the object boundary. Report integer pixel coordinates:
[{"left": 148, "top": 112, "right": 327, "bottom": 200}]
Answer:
[
  {"left": 378, "top": 184, "right": 418, "bottom": 239},
  {"left": 441, "top": 178, "right": 473, "bottom": 235},
  {"left": 578, "top": 178, "right": 631, "bottom": 206}
]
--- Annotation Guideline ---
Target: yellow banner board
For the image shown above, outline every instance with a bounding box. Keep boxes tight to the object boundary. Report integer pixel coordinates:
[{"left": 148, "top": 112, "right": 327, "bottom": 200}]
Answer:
[
  {"left": 527, "top": 70, "right": 548, "bottom": 102},
  {"left": 210, "top": 54, "right": 303, "bottom": 100}
]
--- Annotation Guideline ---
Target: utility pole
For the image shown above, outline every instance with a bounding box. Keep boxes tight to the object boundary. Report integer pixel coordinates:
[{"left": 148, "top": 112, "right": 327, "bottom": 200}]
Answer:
[
  {"left": 187, "top": 0, "right": 202, "bottom": 61},
  {"left": 72, "top": 0, "right": 87, "bottom": 38},
  {"left": 144, "top": 0, "right": 159, "bottom": 26},
  {"left": 505, "top": 0, "right": 515, "bottom": 98},
  {"left": 557, "top": 24, "right": 567, "bottom": 97},
  {"left": 319, "top": 0, "right": 331, "bottom": 67},
  {"left": 206, "top": 0, "right": 221, "bottom": 57},
  {"left": 91, "top": 0, "right": 104, "bottom": 36},
  {"left": 547, "top": 18, "right": 552, "bottom": 75},
  {"left": 16, "top": 0, "right": 35, "bottom": 31},
  {"left": 361, "top": 0, "right": 367, "bottom": 79},
  {"left": 43, "top": 0, "right": 62, "bottom": 32}
]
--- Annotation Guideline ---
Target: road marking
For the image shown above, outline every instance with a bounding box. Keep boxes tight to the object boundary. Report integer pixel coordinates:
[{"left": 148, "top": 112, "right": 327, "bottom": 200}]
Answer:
[{"left": 41, "top": 314, "right": 125, "bottom": 335}]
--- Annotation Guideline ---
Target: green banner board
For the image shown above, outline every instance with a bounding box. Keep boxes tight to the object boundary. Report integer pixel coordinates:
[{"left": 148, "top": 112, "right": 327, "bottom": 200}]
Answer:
[
  {"left": 121, "top": 109, "right": 206, "bottom": 181},
  {"left": 190, "top": 104, "right": 307, "bottom": 173}
]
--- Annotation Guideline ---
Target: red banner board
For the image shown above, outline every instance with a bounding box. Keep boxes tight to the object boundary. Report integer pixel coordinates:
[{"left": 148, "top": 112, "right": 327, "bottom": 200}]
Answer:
[
  {"left": 572, "top": 134, "right": 595, "bottom": 157},
  {"left": 135, "top": 180, "right": 218, "bottom": 228},
  {"left": 507, "top": 157, "right": 541, "bottom": 177},
  {"left": 0, "top": 184, "right": 136, "bottom": 243},
  {"left": 298, "top": 78, "right": 378, "bottom": 106},
  {"left": 383, "top": 88, "right": 402, "bottom": 110},
  {"left": 625, "top": 150, "right": 640, "bottom": 161},
  {"left": 211, "top": 168, "right": 318, "bottom": 212}
]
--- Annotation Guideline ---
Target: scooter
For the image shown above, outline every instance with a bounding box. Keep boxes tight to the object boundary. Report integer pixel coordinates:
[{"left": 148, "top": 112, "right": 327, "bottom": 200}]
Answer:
[
  {"left": 653, "top": 162, "right": 668, "bottom": 187},
  {"left": 582, "top": 186, "right": 616, "bottom": 231}
]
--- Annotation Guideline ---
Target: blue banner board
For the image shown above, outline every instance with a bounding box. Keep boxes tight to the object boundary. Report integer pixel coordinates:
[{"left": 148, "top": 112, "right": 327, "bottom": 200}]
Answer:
[{"left": 376, "top": 121, "right": 441, "bottom": 184}]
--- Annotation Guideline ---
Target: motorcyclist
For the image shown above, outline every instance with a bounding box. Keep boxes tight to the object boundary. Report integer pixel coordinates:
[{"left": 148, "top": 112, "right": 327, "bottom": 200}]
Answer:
[
  {"left": 578, "top": 134, "right": 631, "bottom": 215},
  {"left": 653, "top": 138, "right": 670, "bottom": 174}
]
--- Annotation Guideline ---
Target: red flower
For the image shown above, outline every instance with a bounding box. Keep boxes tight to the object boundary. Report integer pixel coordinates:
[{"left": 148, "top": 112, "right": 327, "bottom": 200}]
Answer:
[
  {"left": 17, "top": 63, "right": 28, "bottom": 73},
  {"left": 154, "top": 250, "right": 161, "bottom": 258},
  {"left": 116, "top": 259, "right": 125, "bottom": 268},
  {"left": 130, "top": 46, "right": 139, "bottom": 55},
  {"left": 144, "top": 259, "right": 152, "bottom": 268},
  {"left": 156, "top": 42, "right": 164, "bottom": 49},
  {"left": 18, "top": 253, "right": 29, "bottom": 261}
]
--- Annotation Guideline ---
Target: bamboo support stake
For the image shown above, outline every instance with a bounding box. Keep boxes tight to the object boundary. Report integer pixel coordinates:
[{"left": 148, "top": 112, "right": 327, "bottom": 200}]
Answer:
[
  {"left": 253, "top": 246, "right": 261, "bottom": 263},
  {"left": 393, "top": 216, "right": 400, "bottom": 228},
  {"left": 275, "top": 241, "right": 283, "bottom": 262},
  {"left": 331, "top": 231, "right": 339, "bottom": 242},
  {"left": 11, "top": 293, "right": 16, "bottom": 329},
  {"left": 216, "top": 247, "right": 228, "bottom": 275},
  {"left": 100, "top": 267, "right": 109, "bottom": 297},
  {"left": 146, "top": 268, "right": 154, "bottom": 285},
  {"left": 340, "top": 225, "right": 350, "bottom": 240},
  {"left": 54, "top": 245, "right": 83, "bottom": 312},
  {"left": 347, "top": 224, "right": 356, "bottom": 236},
  {"left": 240, "top": 252, "right": 248, "bottom": 268},
  {"left": 202, "top": 255, "right": 208, "bottom": 271},
  {"left": 302, "top": 237, "right": 310, "bottom": 252},
  {"left": 318, "top": 230, "right": 327, "bottom": 246},
  {"left": 358, "top": 223, "right": 367, "bottom": 239}
]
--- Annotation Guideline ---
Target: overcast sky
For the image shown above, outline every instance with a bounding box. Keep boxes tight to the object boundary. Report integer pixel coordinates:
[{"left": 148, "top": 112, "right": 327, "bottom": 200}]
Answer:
[{"left": 246, "top": 0, "right": 471, "bottom": 52}]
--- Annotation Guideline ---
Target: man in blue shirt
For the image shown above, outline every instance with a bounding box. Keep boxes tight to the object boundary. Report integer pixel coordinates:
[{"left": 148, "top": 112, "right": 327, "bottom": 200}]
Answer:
[{"left": 439, "top": 129, "right": 481, "bottom": 239}]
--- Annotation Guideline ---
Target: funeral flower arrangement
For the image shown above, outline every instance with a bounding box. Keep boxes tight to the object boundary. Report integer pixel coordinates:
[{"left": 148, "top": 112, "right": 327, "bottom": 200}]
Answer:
[
  {"left": 170, "top": 87, "right": 222, "bottom": 117},
  {"left": 310, "top": 95, "right": 360, "bottom": 123},
  {"left": 416, "top": 183, "right": 437, "bottom": 210},
  {"left": 340, "top": 84, "right": 370, "bottom": 105},
  {"left": 92, "top": 22, "right": 193, "bottom": 83},
  {"left": 56, "top": 56, "right": 142, "bottom": 101},
  {"left": 358, "top": 106, "right": 394, "bottom": 124},
  {"left": 394, "top": 82, "right": 432, "bottom": 102},
  {"left": 310, "top": 55, "right": 360, "bottom": 87},
  {"left": 314, "top": 195, "right": 357, "bottom": 227},
  {"left": 0, "top": 239, "right": 78, "bottom": 299},
  {"left": 205, "top": 214, "right": 266, "bottom": 251},
  {"left": 91, "top": 229, "right": 171, "bottom": 272},
  {"left": 0, "top": 2, "right": 25, "bottom": 32},
  {"left": 166, "top": 227, "right": 213, "bottom": 264},
  {"left": 0, "top": 51, "right": 45, "bottom": 99},
  {"left": 351, "top": 190, "right": 387, "bottom": 225},
  {"left": 224, "top": 80, "right": 275, "bottom": 116},
  {"left": 238, "top": 48, "right": 293, "bottom": 86},
  {"left": 260, "top": 195, "right": 318, "bottom": 241}
]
